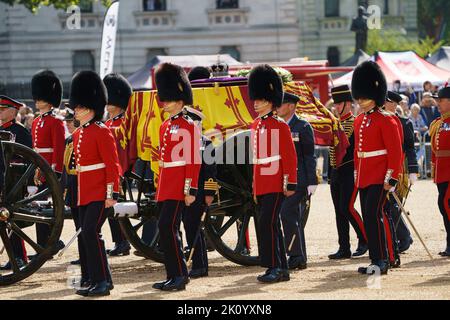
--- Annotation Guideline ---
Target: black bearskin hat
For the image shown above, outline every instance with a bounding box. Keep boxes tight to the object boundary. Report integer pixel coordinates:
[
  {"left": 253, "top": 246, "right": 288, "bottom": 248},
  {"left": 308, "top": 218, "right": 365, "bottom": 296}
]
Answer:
[
  {"left": 248, "top": 64, "right": 284, "bottom": 108},
  {"left": 351, "top": 61, "right": 387, "bottom": 107},
  {"left": 188, "top": 66, "right": 211, "bottom": 81},
  {"left": 155, "top": 63, "right": 193, "bottom": 105},
  {"left": 103, "top": 73, "right": 133, "bottom": 110},
  {"left": 31, "top": 70, "right": 63, "bottom": 108},
  {"left": 69, "top": 71, "right": 107, "bottom": 121}
]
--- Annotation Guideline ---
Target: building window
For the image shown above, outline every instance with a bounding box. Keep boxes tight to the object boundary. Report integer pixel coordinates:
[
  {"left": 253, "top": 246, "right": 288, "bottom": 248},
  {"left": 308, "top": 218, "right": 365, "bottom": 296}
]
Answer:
[
  {"left": 383, "top": 0, "right": 389, "bottom": 15},
  {"left": 72, "top": 51, "right": 95, "bottom": 74},
  {"left": 217, "top": 0, "right": 239, "bottom": 9},
  {"left": 147, "top": 48, "right": 168, "bottom": 62},
  {"left": 325, "top": 0, "right": 339, "bottom": 17},
  {"left": 143, "top": 0, "right": 167, "bottom": 11},
  {"left": 79, "top": 0, "right": 93, "bottom": 13},
  {"left": 327, "top": 46, "right": 340, "bottom": 67},
  {"left": 220, "top": 46, "right": 241, "bottom": 61}
]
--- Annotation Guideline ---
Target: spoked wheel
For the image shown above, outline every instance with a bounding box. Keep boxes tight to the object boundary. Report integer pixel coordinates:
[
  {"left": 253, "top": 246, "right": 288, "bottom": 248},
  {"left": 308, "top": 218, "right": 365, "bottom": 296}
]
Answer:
[
  {"left": 118, "top": 165, "right": 165, "bottom": 263},
  {"left": 0, "top": 141, "right": 64, "bottom": 286},
  {"left": 205, "top": 131, "right": 261, "bottom": 266}
]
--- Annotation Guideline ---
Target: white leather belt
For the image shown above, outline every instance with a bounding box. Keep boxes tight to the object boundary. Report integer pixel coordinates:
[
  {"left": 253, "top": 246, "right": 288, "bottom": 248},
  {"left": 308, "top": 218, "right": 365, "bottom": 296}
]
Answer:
[
  {"left": 159, "top": 161, "right": 186, "bottom": 168},
  {"left": 357, "top": 149, "right": 387, "bottom": 159},
  {"left": 77, "top": 163, "right": 106, "bottom": 172},
  {"left": 254, "top": 155, "right": 281, "bottom": 165},
  {"left": 34, "top": 148, "right": 54, "bottom": 153}
]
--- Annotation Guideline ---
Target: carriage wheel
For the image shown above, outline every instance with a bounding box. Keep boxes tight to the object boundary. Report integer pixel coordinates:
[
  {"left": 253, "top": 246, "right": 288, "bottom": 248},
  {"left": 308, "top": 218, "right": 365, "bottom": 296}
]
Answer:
[
  {"left": 117, "top": 165, "right": 165, "bottom": 263},
  {"left": 204, "top": 131, "right": 261, "bottom": 266},
  {"left": 0, "top": 141, "right": 64, "bottom": 286}
]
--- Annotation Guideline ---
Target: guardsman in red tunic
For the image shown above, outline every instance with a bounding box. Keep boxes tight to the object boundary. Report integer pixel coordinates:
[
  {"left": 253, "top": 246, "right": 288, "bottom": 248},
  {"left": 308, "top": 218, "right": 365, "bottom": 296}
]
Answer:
[
  {"left": 69, "top": 71, "right": 120, "bottom": 297},
  {"left": 351, "top": 61, "right": 403, "bottom": 275},
  {"left": 430, "top": 86, "right": 450, "bottom": 257},
  {"left": 327, "top": 86, "right": 368, "bottom": 261},
  {"left": 30, "top": 70, "right": 66, "bottom": 251},
  {"left": 103, "top": 73, "right": 133, "bottom": 257},
  {"left": 0, "top": 96, "right": 31, "bottom": 270},
  {"left": 248, "top": 65, "right": 297, "bottom": 283},
  {"left": 152, "top": 63, "right": 201, "bottom": 291}
]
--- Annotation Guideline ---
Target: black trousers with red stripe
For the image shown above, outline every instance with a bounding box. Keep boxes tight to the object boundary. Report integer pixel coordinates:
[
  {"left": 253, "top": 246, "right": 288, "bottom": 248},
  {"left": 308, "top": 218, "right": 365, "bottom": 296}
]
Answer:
[
  {"left": 78, "top": 201, "right": 112, "bottom": 284},
  {"left": 330, "top": 173, "right": 367, "bottom": 251},
  {"left": 383, "top": 197, "right": 401, "bottom": 264},
  {"left": 359, "top": 185, "right": 388, "bottom": 263},
  {"left": 256, "top": 193, "right": 287, "bottom": 269},
  {"left": 437, "top": 182, "right": 450, "bottom": 248},
  {"left": 158, "top": 200, "right": 188, "bottom": 279}
]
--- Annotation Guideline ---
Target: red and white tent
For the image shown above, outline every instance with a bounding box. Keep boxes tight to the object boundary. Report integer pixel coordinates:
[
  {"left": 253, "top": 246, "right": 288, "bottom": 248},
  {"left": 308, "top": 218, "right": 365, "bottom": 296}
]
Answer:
[{"left": 334, "top": 51, "right": 450, "bottom": 91}]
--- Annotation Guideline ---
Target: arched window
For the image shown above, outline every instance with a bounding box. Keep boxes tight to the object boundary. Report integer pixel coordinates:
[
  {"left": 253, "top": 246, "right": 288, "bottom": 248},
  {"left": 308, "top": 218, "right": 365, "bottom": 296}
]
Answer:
[
  {"left": 143, "top": 0, "right": 167, "bottom": 11},
  {"left": 217, "top": 0, "right": 239, "bottom": 9},
  {"left": 79, "top": 0, "right": 93, "bottom": 13},
  {"left": 72, "top": 51, "right": 95, "bottom": 74},
  {"left": 327, "top": 46, "right": 340, "bottom": 67},
  {"left": 325, "top": 0, "right": 339, "bottom": 17}
]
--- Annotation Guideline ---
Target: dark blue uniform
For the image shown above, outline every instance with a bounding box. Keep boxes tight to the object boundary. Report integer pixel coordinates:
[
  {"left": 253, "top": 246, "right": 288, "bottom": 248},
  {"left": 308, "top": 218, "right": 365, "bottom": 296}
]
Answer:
[
  {"left": 1, "top": 120, "right": 32, "bottom": 262},
  {"left": 182, "top": 136, "right": 217, "bottom": 274},
  {"left": 280, "top": 114, "right": 317, "bottom": 266}
]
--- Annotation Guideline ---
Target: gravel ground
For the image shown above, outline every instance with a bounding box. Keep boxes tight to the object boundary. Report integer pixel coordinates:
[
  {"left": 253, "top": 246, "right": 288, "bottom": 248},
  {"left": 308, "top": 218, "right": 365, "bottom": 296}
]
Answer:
[{"left": 1, "top": 179, "right": 449, "bottom": 300}]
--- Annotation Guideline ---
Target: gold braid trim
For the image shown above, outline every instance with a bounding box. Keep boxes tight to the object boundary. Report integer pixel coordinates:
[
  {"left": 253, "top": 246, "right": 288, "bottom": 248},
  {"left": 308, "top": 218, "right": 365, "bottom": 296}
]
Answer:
[
  {"left": 204, "top": 178, "right": 219, "bottom": 193},
  {"left": 63, "top": 142, "right": 77, "bottom": 175}
]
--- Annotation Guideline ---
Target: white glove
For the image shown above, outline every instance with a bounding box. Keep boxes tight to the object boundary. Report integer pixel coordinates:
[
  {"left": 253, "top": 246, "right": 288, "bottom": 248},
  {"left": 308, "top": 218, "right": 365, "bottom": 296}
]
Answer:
[
  {"left": 27, "top": 186, "right": 38, "bottom": 196},
  {"left": 307, "top": 185, "right": 318, "bottom": 196},
  {"left": 409, "top": 173, "right": 418, "bottom": 185}
]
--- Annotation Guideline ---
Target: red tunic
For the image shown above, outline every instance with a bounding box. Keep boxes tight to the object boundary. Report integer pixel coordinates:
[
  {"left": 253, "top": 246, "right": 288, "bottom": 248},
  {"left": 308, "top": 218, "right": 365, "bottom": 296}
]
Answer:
[
  {"left": 105, "top": 113, "right": 129, "bottom": 176},
  {"left": 72, "top": 120, "right": 121, "bottom": 206},
  {"left": 354, "top": 108, "right": 403, "bottom": 189},
  {"left": 156, "top": 111, "right": 202, "bottom": 202},
  {"left": 31, "top": 110, "right": 65, "bottom": 174},
  {"left": 431, "top": 115, "right": 450, "bottom": 184},
  {"left": 251, "top": 112, "right": 297, "bottom": 196}
]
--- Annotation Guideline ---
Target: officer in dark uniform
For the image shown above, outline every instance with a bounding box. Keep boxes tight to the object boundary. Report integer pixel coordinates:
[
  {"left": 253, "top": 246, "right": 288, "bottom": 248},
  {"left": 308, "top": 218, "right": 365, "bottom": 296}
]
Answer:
[
  {"left": 0, "top": 95, "right": 32, "bottom": 270},
  {"left": 328, "top": 86, "right": 368, "bottom": 260},
  {"left": 385, "top": 91, "right": 418, "bottom": 253},
  {"left": 182, "top": 107, "right": 218, "bottom": 279},
  {"left": 351, "top": 61, "right": 403, "bottom": 275},
  {"left": 276, "top": 92, "right": 318, "bottom": 270}
]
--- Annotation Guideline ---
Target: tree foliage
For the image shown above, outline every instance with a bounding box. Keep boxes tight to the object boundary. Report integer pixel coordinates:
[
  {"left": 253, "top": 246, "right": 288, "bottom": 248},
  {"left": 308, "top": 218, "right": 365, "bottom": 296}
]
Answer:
[
  {"left": 0, "top": 0, "right": 111, "bottom": 13},
  {"left": 367, "top": 29, "right": 444, "bottom": 58},
  {"left": 417, "top": 0, "right": 449, "bottom": 43}
]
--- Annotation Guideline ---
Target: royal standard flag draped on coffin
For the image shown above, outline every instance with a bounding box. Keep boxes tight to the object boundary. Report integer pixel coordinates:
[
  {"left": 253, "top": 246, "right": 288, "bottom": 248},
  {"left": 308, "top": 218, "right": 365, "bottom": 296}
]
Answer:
[{"left": 115, "top": 81, "right": 348, "bottom": 175}]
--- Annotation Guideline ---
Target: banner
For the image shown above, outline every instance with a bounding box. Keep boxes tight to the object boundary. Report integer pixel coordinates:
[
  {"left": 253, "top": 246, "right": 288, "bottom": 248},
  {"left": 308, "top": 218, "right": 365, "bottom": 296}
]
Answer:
[{"left": 100, "top": 1, "right": 120, "bottom": 79}]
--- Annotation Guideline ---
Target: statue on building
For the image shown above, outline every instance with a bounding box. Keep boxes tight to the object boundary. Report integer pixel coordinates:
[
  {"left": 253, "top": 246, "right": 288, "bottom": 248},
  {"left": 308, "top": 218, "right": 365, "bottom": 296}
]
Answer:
[{"left": 350, "top": 6, "right": 369, "bottom": 53}]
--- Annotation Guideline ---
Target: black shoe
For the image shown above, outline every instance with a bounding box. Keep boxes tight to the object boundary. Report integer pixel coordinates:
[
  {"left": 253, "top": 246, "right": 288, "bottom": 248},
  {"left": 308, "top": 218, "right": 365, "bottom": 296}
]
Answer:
[
  {"left": 70, "top": 259, "right": 81, "bottom": 265},
  {"left": 257, "top": 268, "right": 284, "bottom": 283},
  {"left": 0, "top": 257, "right": 26, "bottom": 270},
  {"left": 133, "top": 250, "right": 146, "bottom": 258},
  {"left": 108, "top": 241, "right": 131, "bottom": 257},
  {"left": 50, "top": 240, "right": 65, "bottom": 256},
  {"left": 280, "top": 269, "right": 290, "bottom": 282},
  {"left": 287, "top": 256, "right": 307, "bottom": 270},
  {"left": 161, "top": 277, "right": 189, "bottom": 291},
  {"left": 390, "top": 256, "right": 401, "bottom": 268},
  {"left": 398, "top": 237, "right": 413, "bottom": 253},
  {"left": 76, "top": 281, "right": 93, "bottom": 297},
  {"left": 328, "top": 249, "right": 352, "bottom": 260},
  {"left": 358, "top": 261, "right": 388, "bottom": 275},
  {"left": 87, "top": 281, "right": 111, "bottom": 297},
  {"left": 152, "top": 279, "right": 170, "bottom": 290},
  {"left": 189, "top": 268, "right": 208, "bottom": 279},
  {"left": 352, "top": 241, "right": 368, "bottom": 257},
  {"left": 438, "top": 247, "right": 450, "bottom": 257}
]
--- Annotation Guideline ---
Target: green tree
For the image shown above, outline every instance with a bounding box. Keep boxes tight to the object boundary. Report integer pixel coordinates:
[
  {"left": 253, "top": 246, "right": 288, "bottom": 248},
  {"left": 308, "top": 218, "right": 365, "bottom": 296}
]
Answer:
[
  {"left": 367, "top": 29, "right": 444, "bottom": 58},
  {"left": 418, "top": 0, "right": 449, "bottom": 43},
  {"left": 0, "top": 0, "right": 111, "bottom": 13}
]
